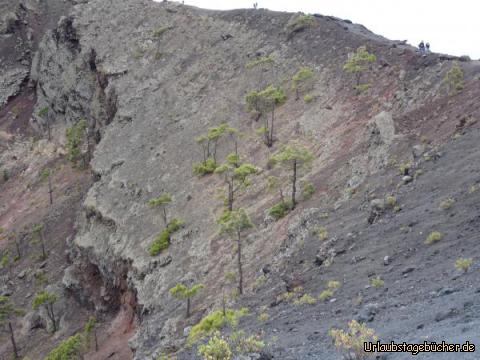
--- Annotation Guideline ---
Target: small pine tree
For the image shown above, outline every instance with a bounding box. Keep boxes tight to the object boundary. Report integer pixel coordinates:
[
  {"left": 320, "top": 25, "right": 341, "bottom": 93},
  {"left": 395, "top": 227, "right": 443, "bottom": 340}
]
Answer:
[
  {"left": 444, "top": 62, "right": 464, "bottom": 94},
  {"left": 32, "top": 291, "right": 58, "bottom": 332},
  {"left": 214, "top": 154, "right": 257, "bottom": 211},
  {"left": 32, "top": 223, "right": 47, "bottom": 260},
  {"left": 40, "top": 168, "right": 54, "bottom": 205},
  {"left": 343, "top": 46, "right": 376, "bottom": 91},
  {"left": 272, "top": 143, "right": 314, "bottom": 209},
  {"left": 66, "top": 120, "right": 88, "bottom": 166},
  {"left": 169, "top": 283, "right": 204, "bottom": 318},
  {"left": 0, "top": 296, "right": 24, "bottom": 359},
  {"left": 292, "top": 67, "right": 314, "bottom": 100},
  {"left": 218, "top": 209, "right": 254, "bottom": 295}
]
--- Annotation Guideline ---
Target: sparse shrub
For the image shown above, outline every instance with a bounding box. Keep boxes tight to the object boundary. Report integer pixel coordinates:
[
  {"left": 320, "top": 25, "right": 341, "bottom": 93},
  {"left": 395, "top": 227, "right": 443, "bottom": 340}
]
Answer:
[
  {"left": 327, "top": 280, "right": 341, "bottom": 291},
  {"left": 439, "top": 197, "right": 455, "bottom": 210},
  {"left": 148, "top": 193, "right": 172, "bottom": 225},
  {"left": 287, "top": 14, "right": 315, "bottom": 34},
  {"left": 301, "top": 180, "right": 315, "bottom": 200},
  {"left": 198, "top": 331, "right": 232, "bottom": 360},
  {"left": 353, "top": 83, "right": 371, "bottom": 94},
  {"left": 303, "top": 94, "right": 314, "bottom": 103},
  {"left": 444, "top": 62, "right": 464, "bottom": 94},
  {"left": 268, "top": 201, "right": 292, "bottom": 220},
  {"left": 257, "top": 312, "right": 269, "bottom": 322},
  {"left": 385, "top": 195, "right": 397, "bottom": 208},
  {"left": 253, "top": 275, "right": 266, "bottom": 291},
  {"left": 44, "top": 334, "right": 84, "bottom": 360},
  {"left": 329, "top": 320, "right": 378, "bottom": 360},
  {"left": 469, "top": 185, "right": 478, "bottom": 194},
  {"left": 2, "top": 168, "right": 9, "bottom": 183},
  {"left": 149, "top": 218, "right": 185, "bottom": 256},
  {"left": 318, "top": 290, "right": 333, "bottom": 302},
  {"left": 232, "top": 331, "right": 265, "bottom": 354},
  {"left": 66, "top": 120, "right": 87, "bottom": 166},
  {"left": 193, "top": 158, "right": 218, "bottom": 176},
  {"left": 370, "top": 277, "right": 384, "bottom": 289},
  {"left": 245, "top": 55, "right": 274, "bottom": 69},
  {"left": 315, "top": 226, "right": 328, "bottom": 241},
  {"left": 398, "top": 162, "right": 411, "bottom": 175},
  {"left": 292, "top": 67, "right": 314, "bottom": 100},
  {"left": 293, "top": 293, "right": 317, "bottom": 306},
  {"left": 425, "top": 231, "right": 443, "bottom": 245},
  {"left": 455, "top": 258, "right": 473, "bottom": 273},
  {"left": 152, "top": 26, "right": 171, "bottom": 38},
  {"left": 188, "top": 308, "right": 249, "bottom": 344}
]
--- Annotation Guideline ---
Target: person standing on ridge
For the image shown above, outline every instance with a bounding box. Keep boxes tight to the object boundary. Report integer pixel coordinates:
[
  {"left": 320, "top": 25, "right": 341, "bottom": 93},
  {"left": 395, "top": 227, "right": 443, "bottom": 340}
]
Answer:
[
  {"left": 418, "top": 41, "right": 425, "bottom": 54},
  {"left": 426, "top": 42, "right": 430, "bottom": 53}
]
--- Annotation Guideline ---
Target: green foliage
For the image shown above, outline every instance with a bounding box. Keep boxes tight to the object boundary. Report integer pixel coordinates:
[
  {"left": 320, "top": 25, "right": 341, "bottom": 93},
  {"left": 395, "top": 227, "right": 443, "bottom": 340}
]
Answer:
[
  {"left": 318, "top": 289, "right": 333, "bottom": 302},
  {"left": 425, "top": 231, "right": 443, "bottom": 245},
  {"left": 293, "top": 293, "right": 317, "bottom": 306},
  {"left": 288, "top": 14, "right": 315, "bottom": 33},
  {"left": 230, "top": 330, "right": 265, "bottom": 354},
  {"left": 149, "top": 218, "right": 185, "bottom": 256},
  {"left": 193, "top": 158, "right": 218, "bottom": 176},
  {"left": 268, "top": 201, "right": 292, "bottom": 220},
  {"left": 271, "top": 143, "right": 314, "bottom": 167},
  {"left": 84, "top": 316, "right": 96, "bottom": 334},
  {"left": 218, "top": 209, "right": 254, "bottom": 236},
  {"left": 329, "top": 320, "right": 378, "bottom": 360},
  {"left": 0, "top": 251, "right": 9, "bottom": 269},
  {"left": 343, "top": 46, "right": 377, "bottom": 75},
  {"left": 188, "top": 308, "right": 249, "bottom": 344},
  {"left": 292, "top": 67, "right": 314, "bottom": 98},
  {"left": 32, "top": 291, "right": 57, "bottom": 310},
  {"left": 198, "top": 331, "right": 232, "bottom": 360},
  {"left": 66, "top": 120, "right": 87, "bottom": 165},
  {"left": 444, "top": 62, "right": 464, "bottom": 94},
  {"left": 439, "top": 197, "right": 455, "bottom": 210},
  {"left": 314, "top": 226, "right": 328, "bottom": 241},
  {"left": 245, "top": 55, "right": 274, "bottom": 70},
  {"left": 455, "top": 258, "right": 473, "bottom": 273},
  {"left": 38, "top": 107, "right": 49, "bottom": 118},
  {"left": 327, "top": 280, "right": 341, "bottom": 291},
  {"left": 246, "top": 85, "right": 286, "bottom": 114},
  {"left": 40, "top": 168, "right": 52, "bottom": 180},
  {"left": 0, "top": 296, "right": 23, "bottom": 323},
  {"left": 2, "top": 168, "right": 8, "bottom": 182},
  {"left": 44, "top": 334, "right": 84, "bottom": 360},
  {"left": 385, "top": 195, "right": 397, "bottom": 208},
  {"left": 343, "top": 46, "right": 376, "bottom": 90},
  {"left": 169, "top": 283, "right": 204, "bottom": 300},
  {"left": 370, "top": 276, "right": 384, "bottom": 288},
  {"left": 301, "top": 180, "right": 315, "bottom": 200},
  {"left": 148, "top": 193, "right": 172, "bottom": 208},
  {"left": 303, "top": 94, "right": 314, "bottom": 103},
  {"left": 152, "top": 26, "right": 171, "bottom": 38}
]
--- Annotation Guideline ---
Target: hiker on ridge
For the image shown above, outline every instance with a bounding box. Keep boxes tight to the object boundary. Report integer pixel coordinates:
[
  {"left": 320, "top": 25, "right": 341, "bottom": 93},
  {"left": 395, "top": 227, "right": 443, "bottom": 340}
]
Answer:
[
  {"left": 418, "top": 41, "right": 425, "bottom": 54},
  {"left": 426, "top": 42, "right": 430, "bottom": 53}
]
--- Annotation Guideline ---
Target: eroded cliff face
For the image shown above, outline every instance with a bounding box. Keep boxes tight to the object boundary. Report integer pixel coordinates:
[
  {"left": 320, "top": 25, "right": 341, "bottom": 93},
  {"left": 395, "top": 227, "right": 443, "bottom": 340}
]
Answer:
[{"left": 19, "top": 0, "right": 480, "bottom": 358}]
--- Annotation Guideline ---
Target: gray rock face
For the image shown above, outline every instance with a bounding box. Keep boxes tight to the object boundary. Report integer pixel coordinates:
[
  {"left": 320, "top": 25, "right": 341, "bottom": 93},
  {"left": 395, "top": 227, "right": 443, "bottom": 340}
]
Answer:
[{"left": 26, "top": 0, "right": 480, "bottom": 358}]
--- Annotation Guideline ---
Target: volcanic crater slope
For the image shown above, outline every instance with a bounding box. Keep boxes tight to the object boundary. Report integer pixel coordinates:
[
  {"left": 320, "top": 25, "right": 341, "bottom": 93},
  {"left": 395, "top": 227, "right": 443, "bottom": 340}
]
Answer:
[{"left": 1, "top": 0, "right": 480, "bottom": 359}]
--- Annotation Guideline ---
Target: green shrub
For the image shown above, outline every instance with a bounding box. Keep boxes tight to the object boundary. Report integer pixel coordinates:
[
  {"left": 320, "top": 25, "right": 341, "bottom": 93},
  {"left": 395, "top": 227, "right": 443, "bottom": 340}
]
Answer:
[
  {"left": 439, "top": 197, "right": 455, "bottom": 210},
  {"left": 44, "top": 334, "right": 84, "bottom": 360},
  {"left": 294, "top": 293, "right": 317, "bottom": 306},
  {"left": 327, "top": 280, "right": 341, "bottom": 291},
  {"left": 385, "top": 195, "right": 397, "bottom": 208},
  {"left": 301, "top": 180, "right": 315, "bottom": 200},
  {"left": 329, "top": 320, "right": 378, "bottom": 359},
  {"left": 425, "top": 231, "right": 443, "bottom": 245},
  {"left": 66, "top": 120, "right": 87, "bottom": 165},
  {"left": 370, "top": 277, "right": 384, "bottom": 288},
  {"left": 268, "top": 201, "right": 292, "bottom": 220},
  {"left": 2, "top": 169, "right": 9, "bottom": 183},
  {"left": 257, "top": 312, "right": 269, "bottom": 322},
  {"left": 193, "top": 158, "right": 217, "bottom": 176},
  {"left": 319, "top": 289, "right": 333, "bottom": 302},
  {"left": 455, "top": 258, "right": 473, "bottom": 273},
  {"left": 315, "top": 226, "right": 328, "bottom": 241},
  {"left": 198, "top": 332, "right": 232, "bottom": 360},
  {"left": 152, "top": 26, "right": 171, "bottom": 38},
  {"left": 288, "top": 14, "right": 315, "bottom": 33},
  {"left": 149, "top": 218, "right": 185, "bottom": 256},
  {"left": 245, "top": 56, "right": 274, "bottom": 69},
  {"left": 188, "top": 308, "right": 249, "bottom": 344},
  {"left": 444, "top": 62, "right": 464, "bottom": 94},
  {"left": 303, "top": 94, "right": 314, "bottom": 103}
]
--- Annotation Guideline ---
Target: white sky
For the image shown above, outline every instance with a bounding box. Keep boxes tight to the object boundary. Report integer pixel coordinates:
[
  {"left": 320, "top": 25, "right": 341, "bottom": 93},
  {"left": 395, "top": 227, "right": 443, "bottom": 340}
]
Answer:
[{"left": 168, "top": 0, "right": 480, "bottom": 59}]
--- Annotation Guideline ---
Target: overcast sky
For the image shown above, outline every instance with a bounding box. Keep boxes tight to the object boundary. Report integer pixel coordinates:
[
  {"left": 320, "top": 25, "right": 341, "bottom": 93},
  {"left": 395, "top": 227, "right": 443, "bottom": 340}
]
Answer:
[{"left": 170, "top": 0, "right": 480, "bottom": 59}]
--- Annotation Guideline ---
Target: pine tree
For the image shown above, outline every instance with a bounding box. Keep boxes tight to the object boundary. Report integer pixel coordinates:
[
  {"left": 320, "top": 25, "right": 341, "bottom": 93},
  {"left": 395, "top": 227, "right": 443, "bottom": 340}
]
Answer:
[{"left": 169, "top": 283, "right": 204, "bottom": 318}]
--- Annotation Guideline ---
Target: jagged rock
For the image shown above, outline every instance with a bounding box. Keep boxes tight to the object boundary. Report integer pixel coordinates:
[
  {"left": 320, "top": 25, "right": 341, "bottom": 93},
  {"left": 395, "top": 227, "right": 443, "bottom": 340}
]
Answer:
[
  {"left": 383, "top": 256, "right": 390, "bottom": 266},
  {"left": 412, "top": 144, "right": 426, "bottom": 158},
  {"left": 402, "top": 175, "right": 413, "bottom": 184},
  {"left": 356, "top": 303, "right": 379, "bottom": 323},
  {"left": 17, "top": 269, "right": 27, "bottom": 279}
]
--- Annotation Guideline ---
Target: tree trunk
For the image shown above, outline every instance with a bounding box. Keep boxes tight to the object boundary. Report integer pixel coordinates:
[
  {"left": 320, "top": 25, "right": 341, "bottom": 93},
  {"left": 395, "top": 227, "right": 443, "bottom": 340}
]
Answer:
[
  {"left": 268, "top": 104, "right": 275, "bottom": 147},
  {"left": 8, "top": 321, "right": 19, "bottom": 359},
  {"left": 94, "top": 328, "right": 98, "bottom": 351},
  {"left": 14, "top": 239, "right": 21, "bottom": 259},
  {"left": 236, "top": 231, "right": 243, "bottom": 295},
  {"left": 40, "top": 231, "right": 47, "bottom": 260},
  {"left": 186, "top": 297, "right": 191, "bottom": 318},
  {"left": 48, "top": 304, "right": 56, "bottom": 332},
  {"left": 48, "top": 177, "right": 53, "bottom": 205},
  {"left": 292, "top": 159, "right": 297, "bottom": 209},
  {"left": 228, "top": 179, "right": 234, "bottom": 211},
  {"left": 162, "top": 207, "right": 168, "bottom": 226},
  {"left": 222, "top": 289, "right": 226, "bottom": 316}
]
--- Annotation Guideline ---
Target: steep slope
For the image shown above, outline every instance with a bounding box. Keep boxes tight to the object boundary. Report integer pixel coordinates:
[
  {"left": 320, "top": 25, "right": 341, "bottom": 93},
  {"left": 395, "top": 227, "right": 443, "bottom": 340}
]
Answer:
[{"left": 1, "top": 0, "right": 480, "bottom": 358}]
